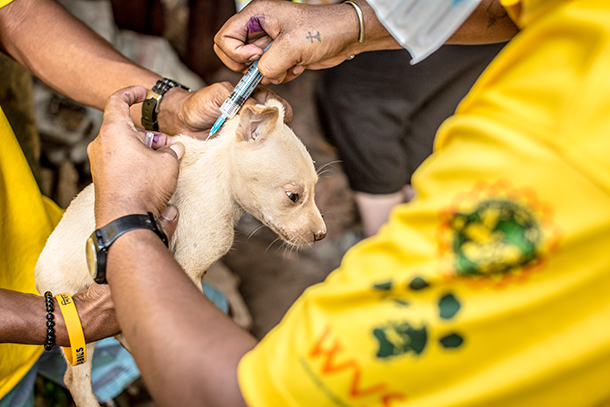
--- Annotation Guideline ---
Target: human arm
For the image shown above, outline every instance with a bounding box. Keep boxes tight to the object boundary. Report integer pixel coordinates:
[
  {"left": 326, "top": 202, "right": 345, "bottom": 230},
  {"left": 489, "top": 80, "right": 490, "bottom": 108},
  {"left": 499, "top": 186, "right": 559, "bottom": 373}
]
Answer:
[
  {"left": 0, "top": 284, "right": 118, "bottom": 346},
  {"left": 0, "top": 157, "right": 180, "bottom": 348},
  {"left": 446, "top": 0, "right": 519, "bottom": 44},
  {"left": 88, "top": 86, "right": 256, "bottom": 407},
  {"left": 0, "top": 0, "right": 291, "bottom": 138},
  {"left": 0, "top": 0, "right": 169, "bottom": 129},
  {"left": 214, "top": 0, "right": 399, "bottom": 84},
  {"left": 213, "top": 0, "right": 518, "bottom": 84}
]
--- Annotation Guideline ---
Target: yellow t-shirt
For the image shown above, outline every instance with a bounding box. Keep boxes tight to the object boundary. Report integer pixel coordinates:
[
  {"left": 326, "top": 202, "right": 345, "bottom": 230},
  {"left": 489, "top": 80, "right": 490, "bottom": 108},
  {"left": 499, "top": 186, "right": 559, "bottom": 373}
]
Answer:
[
  {"left": 238, "top": 0, "right": 610, "bottom": 406},
  {"left": 0, "top": 105, "right": 63, "bottom": 397}
]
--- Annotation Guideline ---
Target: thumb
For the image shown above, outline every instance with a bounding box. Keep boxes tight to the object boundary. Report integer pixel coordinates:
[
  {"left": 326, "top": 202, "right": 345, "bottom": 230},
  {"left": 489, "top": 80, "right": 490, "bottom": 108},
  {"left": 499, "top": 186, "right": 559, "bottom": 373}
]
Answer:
[
  {"left": 160, "top": 204, "right": 180, "bottom": 241},
  {"left": 168, "top": 142, "right": 185, "bottom": 161}
]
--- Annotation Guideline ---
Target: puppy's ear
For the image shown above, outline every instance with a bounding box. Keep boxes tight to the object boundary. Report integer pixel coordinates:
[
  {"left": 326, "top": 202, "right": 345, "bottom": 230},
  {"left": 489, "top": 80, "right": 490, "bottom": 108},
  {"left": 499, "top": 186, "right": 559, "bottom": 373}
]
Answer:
[{"left": 236, "top": 105, "right": 279, "bottom": 142}]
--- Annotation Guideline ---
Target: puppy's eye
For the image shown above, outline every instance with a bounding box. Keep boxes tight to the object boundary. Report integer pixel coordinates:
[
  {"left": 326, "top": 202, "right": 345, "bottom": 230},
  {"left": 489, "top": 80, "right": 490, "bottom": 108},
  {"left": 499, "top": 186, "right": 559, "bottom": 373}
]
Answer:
[{"left": 286, "top": 192, "right": 299, "bottom": 203}]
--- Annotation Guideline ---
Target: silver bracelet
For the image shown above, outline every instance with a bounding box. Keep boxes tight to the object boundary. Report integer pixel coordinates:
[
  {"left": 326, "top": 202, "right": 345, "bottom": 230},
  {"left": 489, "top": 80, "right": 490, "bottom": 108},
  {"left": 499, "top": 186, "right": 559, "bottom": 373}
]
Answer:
[{"left": 343, "top": 0, "right": 364, "bottom": 43}]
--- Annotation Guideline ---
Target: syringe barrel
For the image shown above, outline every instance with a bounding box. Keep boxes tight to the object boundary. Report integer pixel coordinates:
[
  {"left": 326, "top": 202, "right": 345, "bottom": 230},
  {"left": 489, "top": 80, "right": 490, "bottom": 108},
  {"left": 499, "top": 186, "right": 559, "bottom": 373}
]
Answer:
[{"left": 219, "top": 61, "right": 264, "bottom": 119}]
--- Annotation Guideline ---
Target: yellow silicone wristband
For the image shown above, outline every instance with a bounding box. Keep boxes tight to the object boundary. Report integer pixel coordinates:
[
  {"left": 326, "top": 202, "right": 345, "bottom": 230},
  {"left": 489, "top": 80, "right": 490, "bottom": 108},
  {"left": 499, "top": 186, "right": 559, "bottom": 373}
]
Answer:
[{"left": 55, "top": 293, "right": 87, "bottom": 365}]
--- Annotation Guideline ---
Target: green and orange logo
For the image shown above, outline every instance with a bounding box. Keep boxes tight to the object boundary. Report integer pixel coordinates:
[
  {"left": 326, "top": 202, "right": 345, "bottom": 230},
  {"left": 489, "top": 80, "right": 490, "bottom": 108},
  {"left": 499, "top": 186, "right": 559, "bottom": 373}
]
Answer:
[{"left": 438, "top": 180, "right": 561, "bottom": 287}]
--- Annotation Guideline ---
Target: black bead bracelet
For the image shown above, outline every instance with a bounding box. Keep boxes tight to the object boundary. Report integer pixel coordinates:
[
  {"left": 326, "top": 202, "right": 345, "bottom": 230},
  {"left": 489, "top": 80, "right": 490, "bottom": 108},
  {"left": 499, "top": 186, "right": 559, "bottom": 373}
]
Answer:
[{"left": 44, "top": 291, "right": 55, "bottom": 351}]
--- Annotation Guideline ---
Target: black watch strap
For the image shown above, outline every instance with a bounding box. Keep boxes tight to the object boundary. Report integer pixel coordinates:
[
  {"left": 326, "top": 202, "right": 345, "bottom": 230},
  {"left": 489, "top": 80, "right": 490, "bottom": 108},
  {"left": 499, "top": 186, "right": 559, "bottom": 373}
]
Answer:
[
  {"left": 141, "top": 78, "right": 191, "bottom": 131},
  {"left": 98, "top": 212, "right": 168, "bottom": 248},
  {"left": 89, "top": 212, "right": 168, "bottom": 284}
]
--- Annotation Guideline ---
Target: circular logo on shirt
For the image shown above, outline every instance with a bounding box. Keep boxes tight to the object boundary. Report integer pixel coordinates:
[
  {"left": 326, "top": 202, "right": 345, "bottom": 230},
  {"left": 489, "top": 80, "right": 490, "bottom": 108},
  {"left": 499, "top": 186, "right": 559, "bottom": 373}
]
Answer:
[
  {"left": 438, "top": 180, "right": 561, "bottom": 287},
  {"left": 450, "top": 199, "right": 540, "bottom": 276}
]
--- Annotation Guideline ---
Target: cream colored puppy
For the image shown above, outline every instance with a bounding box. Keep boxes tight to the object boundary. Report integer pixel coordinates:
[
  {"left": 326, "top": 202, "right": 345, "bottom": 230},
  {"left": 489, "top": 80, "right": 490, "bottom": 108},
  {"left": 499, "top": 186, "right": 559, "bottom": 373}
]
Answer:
[{"left": 35, "top": 98, "right": 326, "bottom": 407}]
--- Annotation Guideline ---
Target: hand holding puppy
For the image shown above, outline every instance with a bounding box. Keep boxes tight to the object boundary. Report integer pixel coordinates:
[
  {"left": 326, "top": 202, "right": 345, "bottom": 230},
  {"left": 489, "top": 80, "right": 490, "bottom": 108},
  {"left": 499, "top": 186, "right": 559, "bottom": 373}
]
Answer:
[
  {"left": 88, "top": 86, "right": 184, "bottom": 229},
  {"left": 156, "top": 81, "right": 293, "bottom": 139}
]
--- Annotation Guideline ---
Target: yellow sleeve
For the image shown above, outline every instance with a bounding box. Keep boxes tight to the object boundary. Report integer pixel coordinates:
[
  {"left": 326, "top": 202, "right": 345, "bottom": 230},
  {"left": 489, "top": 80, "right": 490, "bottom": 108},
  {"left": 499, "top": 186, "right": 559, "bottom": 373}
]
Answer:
[
  {"left": 0, "top": 107, "right": 64, "bottom": 398},
  {"left": 500, "top": 0, "right": 522, "bottom": 25},
  {"left": 0, "top": 0, "right": 14, "bottom": 8},
  {"left": 238, "top": 1, "right": 610, "bottom": 406}
]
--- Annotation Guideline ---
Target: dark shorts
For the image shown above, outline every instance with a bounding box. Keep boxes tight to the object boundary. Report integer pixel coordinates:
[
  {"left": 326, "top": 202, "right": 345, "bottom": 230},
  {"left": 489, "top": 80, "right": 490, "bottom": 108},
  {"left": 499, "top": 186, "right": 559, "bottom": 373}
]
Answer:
[{"left": 315, "top": 43, "right": 506, "bottom": 195}]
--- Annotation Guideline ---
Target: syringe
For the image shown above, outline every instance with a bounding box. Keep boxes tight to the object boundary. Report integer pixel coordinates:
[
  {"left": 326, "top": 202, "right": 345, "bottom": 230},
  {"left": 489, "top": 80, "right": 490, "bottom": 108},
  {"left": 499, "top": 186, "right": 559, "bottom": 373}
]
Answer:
[{"left": 209, "top": 43, "right": 272, "bottom": 136}]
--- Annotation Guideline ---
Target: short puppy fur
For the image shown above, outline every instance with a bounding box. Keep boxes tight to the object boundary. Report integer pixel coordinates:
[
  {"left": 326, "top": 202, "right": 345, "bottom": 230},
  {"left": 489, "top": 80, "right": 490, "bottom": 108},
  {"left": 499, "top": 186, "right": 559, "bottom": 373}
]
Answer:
[{"left": 35, "top": 99, "right": 326, "bottom": 407}]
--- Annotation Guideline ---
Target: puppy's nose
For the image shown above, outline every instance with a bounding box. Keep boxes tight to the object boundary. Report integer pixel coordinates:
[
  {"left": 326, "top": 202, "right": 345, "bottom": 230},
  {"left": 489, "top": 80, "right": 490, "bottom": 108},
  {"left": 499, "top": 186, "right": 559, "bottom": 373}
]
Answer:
[{"left": 314, "top": 230, "right": 326, "bottom": 242}]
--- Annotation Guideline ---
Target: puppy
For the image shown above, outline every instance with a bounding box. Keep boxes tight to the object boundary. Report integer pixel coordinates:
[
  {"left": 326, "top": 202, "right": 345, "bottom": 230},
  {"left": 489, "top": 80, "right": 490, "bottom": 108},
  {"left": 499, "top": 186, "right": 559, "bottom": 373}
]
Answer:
[{"left": 35, "top": 98, "right": 326, "bottom": 407}]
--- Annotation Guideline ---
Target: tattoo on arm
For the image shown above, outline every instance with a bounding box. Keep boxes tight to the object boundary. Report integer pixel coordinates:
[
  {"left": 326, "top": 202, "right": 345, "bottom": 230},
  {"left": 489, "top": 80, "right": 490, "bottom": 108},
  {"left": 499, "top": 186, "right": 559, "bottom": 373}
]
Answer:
[
  {"left": 487, "top": 0, "right": 509, "bottom": 28},
  {"left": 306, "top": 31, "right": 322, "bottom": 43}
]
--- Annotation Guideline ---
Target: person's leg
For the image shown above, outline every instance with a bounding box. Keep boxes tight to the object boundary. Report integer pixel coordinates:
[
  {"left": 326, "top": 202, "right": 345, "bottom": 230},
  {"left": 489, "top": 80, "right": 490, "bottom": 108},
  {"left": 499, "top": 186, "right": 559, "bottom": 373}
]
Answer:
[
  {"left": 405, "top": 43, "right": 506, "bottom": 181},
  {"left": 316, "top": 50, "right": 415, "bottom": 195},
  {"left": 354, "top": 45, "right": 504, "bottom": 237},
  {"left": 355, "top": 186, "right": 413, "bottom": 237},
  {"left": 316, "top": 46, "right": 505, "bottom": 240},
  {"left": 315, "top": 50, "right": 416, "bottom": 240}
]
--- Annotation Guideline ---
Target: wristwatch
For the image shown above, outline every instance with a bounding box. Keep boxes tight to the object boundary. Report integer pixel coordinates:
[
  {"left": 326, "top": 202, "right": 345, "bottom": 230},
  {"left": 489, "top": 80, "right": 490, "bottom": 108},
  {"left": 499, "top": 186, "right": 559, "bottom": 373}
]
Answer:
[
  {"left": 141, "top": 78, "right": 191, "bottom": 131},
  {"left": 86, "top": 212, "right": 169, "bottom": 284}
]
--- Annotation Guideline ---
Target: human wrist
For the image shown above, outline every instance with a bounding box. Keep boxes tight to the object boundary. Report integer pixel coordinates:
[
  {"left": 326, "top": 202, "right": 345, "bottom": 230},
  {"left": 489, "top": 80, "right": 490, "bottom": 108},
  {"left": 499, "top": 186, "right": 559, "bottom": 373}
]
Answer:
[
  {"left": 141, "top": 78, "right": 191, "bottom": 133},
  {"left": 343, "top": 1, "right": 364, "bottom": 44},
  {"left": 105, "top": 228, "right": 167, "bottom": 284},
  {"left": 156, "top": 86, "right": 192, "bottom": 135},
  {"left": 55, "top": 293, "right": 87, "bottom": 365},
  {"left": 318, "top": 3, "right": 362, "bottom": 57},
  {"left": 95, "top": 201, "right": 155, "bottom": 229},
  {"left": 73, "top": 289, "right": 118, "bottom": 342},
  {"left": 40, "top": 293, "right": 71, "bottom": 347},
  {"left": 90, "top": 212, "right": 170, "bottom": 284},
  {"left": 337, "top": 0, "right": 401, "bottom": 54}
]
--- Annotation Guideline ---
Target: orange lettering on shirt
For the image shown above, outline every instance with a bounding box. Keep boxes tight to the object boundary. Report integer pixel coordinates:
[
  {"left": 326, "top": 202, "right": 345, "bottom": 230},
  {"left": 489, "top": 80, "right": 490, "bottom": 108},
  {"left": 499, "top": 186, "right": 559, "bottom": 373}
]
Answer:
[
  {"left": 382, "top": 393, "right": 407, "bottom": 407},
  {"left": 310, "top": 327, "right": 405, "bottom": 402},
  {"left": 349, "top": 369, "right": 386, "bottom": 397}
]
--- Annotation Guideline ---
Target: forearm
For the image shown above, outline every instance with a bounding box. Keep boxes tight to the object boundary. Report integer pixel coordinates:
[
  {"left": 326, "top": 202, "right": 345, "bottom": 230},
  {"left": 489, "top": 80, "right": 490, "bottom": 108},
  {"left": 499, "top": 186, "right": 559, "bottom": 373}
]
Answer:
[
  {"left": 106, "top": 230, "right": 255, "bottom": 407},
  {"left": 356, "top": 0, "right": 518, "bottom": 48},
  {"left": 0, "top": 287, "right": 118, "bottom": 346},
  {"left": 215, "top": 0, "right": 516, "bottom": 83},
  {"left": 341, "top": 0, "right": 518, "bottom": 60},
  {"left": 447, "top": 0, "right": 519, "bottom": 44},
  {"left": 341, "top": 1, "right": 402, "bottom": 56},
  {"left": 0, "top": 289, "right": 62, "bottom": 345},
  {"left": 0, "top": 0, "right": 166, "bottom": 126}
]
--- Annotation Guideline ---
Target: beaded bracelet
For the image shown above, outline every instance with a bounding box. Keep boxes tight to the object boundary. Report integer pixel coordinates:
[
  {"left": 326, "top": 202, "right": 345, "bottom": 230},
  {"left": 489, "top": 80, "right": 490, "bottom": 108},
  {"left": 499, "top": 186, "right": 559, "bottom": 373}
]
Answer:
[{"left": 43, "top": 291, "right": 55, "bottom": 351}]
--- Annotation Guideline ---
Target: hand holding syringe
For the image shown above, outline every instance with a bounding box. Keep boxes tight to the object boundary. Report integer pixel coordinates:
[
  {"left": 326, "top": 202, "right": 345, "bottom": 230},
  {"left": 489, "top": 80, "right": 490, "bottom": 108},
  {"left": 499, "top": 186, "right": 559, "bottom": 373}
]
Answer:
[{"left": 209, "top": 43, "right": 273, "bottom": 136}]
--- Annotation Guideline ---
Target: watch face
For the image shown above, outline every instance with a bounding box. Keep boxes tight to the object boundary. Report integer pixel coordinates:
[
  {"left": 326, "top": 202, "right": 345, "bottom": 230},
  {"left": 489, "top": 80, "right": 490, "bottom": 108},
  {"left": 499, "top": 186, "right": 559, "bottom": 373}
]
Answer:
[{"left": 86, "top": 235, "right": 98, "bottom": 278}]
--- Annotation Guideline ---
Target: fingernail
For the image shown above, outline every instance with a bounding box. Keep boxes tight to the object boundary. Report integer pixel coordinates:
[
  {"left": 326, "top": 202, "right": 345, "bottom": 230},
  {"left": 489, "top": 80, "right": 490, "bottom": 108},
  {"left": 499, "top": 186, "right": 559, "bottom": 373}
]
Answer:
[
  {"left": 161, "top": 205, "right": 178, "bottom": 222},
  {"left": 248, "top": 53, "right": 263, "bottom": 62},
  {"left": 293, "top": 65, "right": 305, "bottom": 76},
  {"left": 169, "top": 142, "right": 184, "bottom": 160},
  {"left": 145, "top": 132, "right": 154, "bottom": 148}
]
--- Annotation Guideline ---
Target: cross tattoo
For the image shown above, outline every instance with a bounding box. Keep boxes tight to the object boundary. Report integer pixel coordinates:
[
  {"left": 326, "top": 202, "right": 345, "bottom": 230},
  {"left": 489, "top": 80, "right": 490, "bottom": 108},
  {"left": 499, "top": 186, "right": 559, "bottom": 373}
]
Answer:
[{"left": 306, "top": 31, "right": 321, "bottom": 43}]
